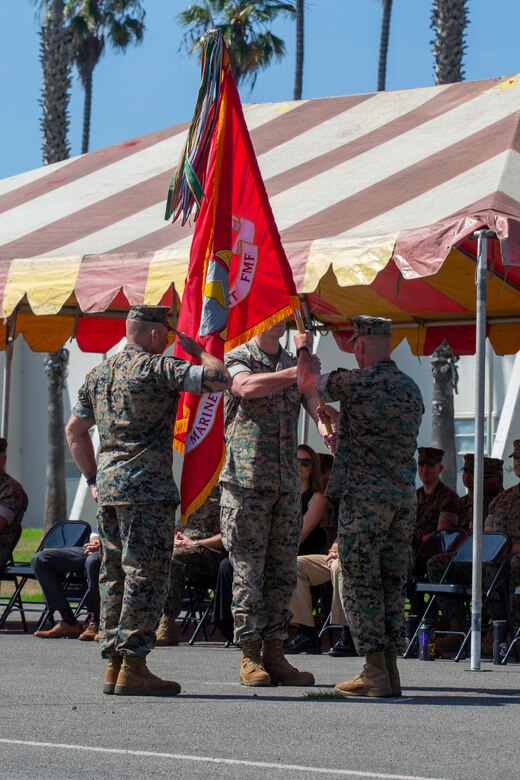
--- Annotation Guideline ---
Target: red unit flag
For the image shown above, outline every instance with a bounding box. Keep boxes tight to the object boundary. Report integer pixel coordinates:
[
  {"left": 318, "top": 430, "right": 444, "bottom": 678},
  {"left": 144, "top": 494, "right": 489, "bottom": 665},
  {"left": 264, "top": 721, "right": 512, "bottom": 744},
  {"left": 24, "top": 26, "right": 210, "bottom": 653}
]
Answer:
[{"left": 166, "top": 32, "right": 299, "bottom": 522}]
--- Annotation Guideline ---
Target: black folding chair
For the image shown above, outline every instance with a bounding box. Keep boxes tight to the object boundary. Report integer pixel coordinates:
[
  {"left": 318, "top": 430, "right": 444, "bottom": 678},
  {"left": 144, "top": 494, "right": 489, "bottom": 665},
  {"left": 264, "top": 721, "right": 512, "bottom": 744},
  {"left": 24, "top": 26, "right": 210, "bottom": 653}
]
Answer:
[
  {"left": 502, "top": 585, "right": 520, "bottom": 664},
  {"left": 407, "top": 529, "right": 469, "bottom": 616},
  {"left": 0, "top": 520, "right": 91, "bottom": 630},
  {"left": 179, "top": 578, "right": 216, "bottom": 645},
  {"left": 404, "top": 533, "right": 512, "bottom": 662}
]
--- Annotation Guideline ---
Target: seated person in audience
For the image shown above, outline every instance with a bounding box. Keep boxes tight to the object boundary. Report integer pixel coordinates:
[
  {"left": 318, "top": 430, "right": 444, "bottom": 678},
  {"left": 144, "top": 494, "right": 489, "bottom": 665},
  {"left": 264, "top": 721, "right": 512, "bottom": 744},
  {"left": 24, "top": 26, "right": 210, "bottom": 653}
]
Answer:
[
  {"left": 458, "top": 453, "right": 503, "bottom": 532},
  {"left": 156, "top": 484, "right": 227, "bottom": 646},
  {"left": 0, "top": 437, "right": 29, "bottom": 572},
  {"left": 415, "top": 447, "right": 459, "bottom": 542},
  {"left": 427, "top": 453, "right": 507, "bottom": 649},
  {"left": 297, "top": 444, "right": 328, "bottom": 557},
  {"left": 33, "top": 528, "right": 101, "bottom": 640},
  {"left": 484, "top": 439, "right": 520, "bottom": 641},
  {"left": 285, "top": 538, "right": 355, "bottom": 656}
]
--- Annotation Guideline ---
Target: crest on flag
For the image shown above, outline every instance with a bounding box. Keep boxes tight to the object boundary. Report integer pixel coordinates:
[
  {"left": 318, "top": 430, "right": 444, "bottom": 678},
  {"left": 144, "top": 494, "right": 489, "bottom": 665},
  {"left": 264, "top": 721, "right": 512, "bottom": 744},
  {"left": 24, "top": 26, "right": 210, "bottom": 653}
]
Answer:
[{"left": 166, "top": 30, "right": 300, "bottom": 522}]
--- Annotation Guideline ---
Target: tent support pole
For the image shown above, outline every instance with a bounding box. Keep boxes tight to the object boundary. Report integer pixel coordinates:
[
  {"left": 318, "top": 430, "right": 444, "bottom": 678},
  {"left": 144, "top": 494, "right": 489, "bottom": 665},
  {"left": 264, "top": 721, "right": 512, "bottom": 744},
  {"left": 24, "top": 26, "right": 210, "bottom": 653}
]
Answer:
[
  {"left": 1, "top": 314, "right": 16, "bottom": 439},
  {"left": 470, "top": 229, "right": 493, "bottom": 671}
]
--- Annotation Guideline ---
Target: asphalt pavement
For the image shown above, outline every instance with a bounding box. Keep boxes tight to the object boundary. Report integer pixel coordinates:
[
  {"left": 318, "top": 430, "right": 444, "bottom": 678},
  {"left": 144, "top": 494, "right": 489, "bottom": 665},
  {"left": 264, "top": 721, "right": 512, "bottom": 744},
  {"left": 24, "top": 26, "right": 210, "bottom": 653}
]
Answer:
[{"left": 1, "top": 626, "right": 519, "bottom": 780}]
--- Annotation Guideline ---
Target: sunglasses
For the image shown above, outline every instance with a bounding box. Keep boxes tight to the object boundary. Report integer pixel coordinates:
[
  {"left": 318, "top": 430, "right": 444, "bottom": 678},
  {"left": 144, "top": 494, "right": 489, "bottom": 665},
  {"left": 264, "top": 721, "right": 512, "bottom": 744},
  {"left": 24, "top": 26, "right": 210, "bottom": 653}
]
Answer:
[{"left": 297, "top": 457, "right": 312, "bottom": 467}]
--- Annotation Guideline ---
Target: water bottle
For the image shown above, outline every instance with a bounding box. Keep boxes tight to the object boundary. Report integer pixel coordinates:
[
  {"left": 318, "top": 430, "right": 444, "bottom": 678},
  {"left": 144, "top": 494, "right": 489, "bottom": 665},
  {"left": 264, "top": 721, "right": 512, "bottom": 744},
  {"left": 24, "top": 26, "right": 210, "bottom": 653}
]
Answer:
[
  {"left": 404, "top": 614, "right": 420, "bottom": 657},
  {"left": 492, "top": 620, "right": 508, "bottom": 665},
  {"left": 418, "top": 619, "right": 436, "bottom": 661}
]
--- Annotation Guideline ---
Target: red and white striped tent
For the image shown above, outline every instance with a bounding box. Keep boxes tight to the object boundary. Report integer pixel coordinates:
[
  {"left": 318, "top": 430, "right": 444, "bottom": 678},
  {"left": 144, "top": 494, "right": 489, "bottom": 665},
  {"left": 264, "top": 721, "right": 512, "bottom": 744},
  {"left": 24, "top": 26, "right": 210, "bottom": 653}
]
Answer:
[{"left": 1, "top": 73, "right": 520, "bottom": 355}]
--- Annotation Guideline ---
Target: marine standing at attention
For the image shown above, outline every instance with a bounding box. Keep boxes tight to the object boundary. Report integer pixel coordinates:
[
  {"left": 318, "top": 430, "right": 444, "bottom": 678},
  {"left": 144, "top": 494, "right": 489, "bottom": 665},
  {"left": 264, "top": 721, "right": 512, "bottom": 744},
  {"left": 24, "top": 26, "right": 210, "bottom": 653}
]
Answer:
[{"left": 297, "top": 315, "right": 424, "bottom": 698}]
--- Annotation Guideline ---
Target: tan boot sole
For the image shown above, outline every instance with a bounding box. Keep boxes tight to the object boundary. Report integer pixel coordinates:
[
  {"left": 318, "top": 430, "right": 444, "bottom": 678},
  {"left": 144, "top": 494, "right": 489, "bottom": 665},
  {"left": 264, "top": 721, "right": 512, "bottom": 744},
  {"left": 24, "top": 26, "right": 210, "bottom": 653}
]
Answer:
[
  {"left": 114, "top": 683, "right": 181, "bottom": 697},
  {"left": 240, "top": 676, "right": 271, "bottom": 687},
  {"left": 334, "top": 684, "right": 392, "bottom": 698},
  {"left": 103, "top": 682, "right": 116, "bottom": 695}
]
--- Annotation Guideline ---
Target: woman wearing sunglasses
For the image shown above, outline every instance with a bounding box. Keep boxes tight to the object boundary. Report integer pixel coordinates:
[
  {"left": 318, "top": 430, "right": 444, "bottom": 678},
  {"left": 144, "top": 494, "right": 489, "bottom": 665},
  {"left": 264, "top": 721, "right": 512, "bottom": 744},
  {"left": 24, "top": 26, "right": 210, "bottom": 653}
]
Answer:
[{"left": 297, "top": 444, "right": 328, "bottom": 557}]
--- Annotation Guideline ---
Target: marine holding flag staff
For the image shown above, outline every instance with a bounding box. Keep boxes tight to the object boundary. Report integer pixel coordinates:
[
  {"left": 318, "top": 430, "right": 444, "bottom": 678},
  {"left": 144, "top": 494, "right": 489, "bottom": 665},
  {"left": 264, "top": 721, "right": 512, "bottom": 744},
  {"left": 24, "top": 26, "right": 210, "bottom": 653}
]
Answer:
[
  {"left": 65, "top": 305, "right": 231, "bottom": 698},
  {"left": 220, "top": 321, "right": 331, "bottom": 687},
  {"left": 297, "top": 315, "right": 424, "bottom": 699}
]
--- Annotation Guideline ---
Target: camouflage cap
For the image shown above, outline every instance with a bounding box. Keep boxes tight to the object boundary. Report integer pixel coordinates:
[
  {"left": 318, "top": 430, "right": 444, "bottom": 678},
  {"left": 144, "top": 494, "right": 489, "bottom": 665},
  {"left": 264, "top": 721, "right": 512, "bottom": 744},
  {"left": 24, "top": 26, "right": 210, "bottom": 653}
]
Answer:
[
  {"left": 127, "top": 305, "right": 171, "bottom": 327},
  {"left": 462, "top": 453, "right": 503, "bottom": 475},
  {"left": 509, "top": 439, "right": 520, "bottom": 458},
  {"left": 417, "top": 446, "right": 444, "bottom": 465},
  {"left": 0, "top": 437, "right": 7, "bottom": 454},
  {"left": 348, "top": 315, "right": 392, "bottom": 342}
]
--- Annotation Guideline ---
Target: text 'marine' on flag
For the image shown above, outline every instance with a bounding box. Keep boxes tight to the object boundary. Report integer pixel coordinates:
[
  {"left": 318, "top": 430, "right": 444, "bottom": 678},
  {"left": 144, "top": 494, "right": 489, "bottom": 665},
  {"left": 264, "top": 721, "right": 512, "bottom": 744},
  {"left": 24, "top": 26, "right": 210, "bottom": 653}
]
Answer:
[{"left": 165, "top": 31, "right": 299, "bottom": 523}]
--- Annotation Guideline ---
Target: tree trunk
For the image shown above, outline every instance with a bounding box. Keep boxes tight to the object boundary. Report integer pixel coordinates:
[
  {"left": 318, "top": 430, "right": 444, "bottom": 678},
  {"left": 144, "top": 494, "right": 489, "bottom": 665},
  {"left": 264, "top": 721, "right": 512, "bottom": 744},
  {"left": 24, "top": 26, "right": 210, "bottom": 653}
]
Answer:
[
  {"left": 40, "top": 1, "right": 72, "bottom": 531},
  {"left": 431, "top": 340, "right": 459, "bottom": 490},
  {"left": 430, "top": 0, "right": 469, "bottom": 85},
  {"left": 293, "top": 0, "right": 304, "bottom": 100},
  {"left": 42, "top": 349, "right": 70, "bottom": 534},
  {"left": 377, "top": 0, "right": 393, "bottom": 92},
  {"left": 82, "top": 69, "right": 93, "bottom": 154}
]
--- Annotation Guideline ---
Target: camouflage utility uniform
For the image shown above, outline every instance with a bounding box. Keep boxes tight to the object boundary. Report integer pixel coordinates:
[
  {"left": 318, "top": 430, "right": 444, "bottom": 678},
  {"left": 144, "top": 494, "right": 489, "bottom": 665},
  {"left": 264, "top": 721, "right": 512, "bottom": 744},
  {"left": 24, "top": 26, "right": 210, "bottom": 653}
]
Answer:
[
  {"left": 415, "top": 481, "right": 460, "bottom": 537},
  {"left": 0, "top": 472, "right": 28, "bottom": 570},
  {"left": 220, "top": 339, "right": 303, "bottom": 644},
  {"left": 72, "top": 342, "right": 203, "bottom": 657},
  {"left": 486, "top": 484, "right": 520, "bottom": 629},
  {"left": 317, "top": 360, "right": 424, "bottom": 655},
  {"left": 162, "top": 486, "right": 226, "bottom": 620}
]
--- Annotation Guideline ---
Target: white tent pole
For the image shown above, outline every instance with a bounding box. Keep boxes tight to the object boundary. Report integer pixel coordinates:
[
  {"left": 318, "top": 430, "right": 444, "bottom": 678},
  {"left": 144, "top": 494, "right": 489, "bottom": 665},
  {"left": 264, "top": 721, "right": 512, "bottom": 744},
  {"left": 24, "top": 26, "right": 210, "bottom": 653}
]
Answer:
[
  {"left": 1, "top": 315, "right": 16, "bottom": 439},
  {"left": 470, "top": 230, "right": 491, "bottom": 671}
]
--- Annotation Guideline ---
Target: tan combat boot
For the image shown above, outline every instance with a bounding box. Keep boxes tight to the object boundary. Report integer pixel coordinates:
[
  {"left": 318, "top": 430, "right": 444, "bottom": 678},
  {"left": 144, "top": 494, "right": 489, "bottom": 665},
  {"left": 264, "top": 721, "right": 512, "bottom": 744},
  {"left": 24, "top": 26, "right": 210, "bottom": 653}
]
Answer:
[
  {"left": 114, "top": 655, "right": 181, "bottom": 697},
  {"left": 240, "top": 640, "right": 271, "bottom": 686},
  {"left": 262, "top": 638, "right": 315, "bottom": 686},
  {"left": 103, "top": 656, "right": 122, "bottom": 695},
  {"left": 155, "top": 615, "right": 179, "bottom": 647},
  {"left": 335, "top": 651, "right": 392, "bottom": 698},
  {"left": 384, "top": 649, "right": 402, "bottom": 697}
]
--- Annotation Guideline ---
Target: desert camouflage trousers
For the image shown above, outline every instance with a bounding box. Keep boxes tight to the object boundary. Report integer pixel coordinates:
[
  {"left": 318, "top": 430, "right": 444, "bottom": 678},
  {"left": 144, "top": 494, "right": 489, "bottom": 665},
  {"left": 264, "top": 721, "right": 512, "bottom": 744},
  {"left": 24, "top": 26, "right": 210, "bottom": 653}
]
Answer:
[
  {"left": 97, "top": 501, "right": 176, "bottom": 657},
  {"left": 220, "top": 483, "right": 301, "bottom": 644},
  {"left": 162, "top": 544, "right": 227, "bottom": 619},
  {"left": 338, "top": 491, "right": 415, "bottom": 655}
]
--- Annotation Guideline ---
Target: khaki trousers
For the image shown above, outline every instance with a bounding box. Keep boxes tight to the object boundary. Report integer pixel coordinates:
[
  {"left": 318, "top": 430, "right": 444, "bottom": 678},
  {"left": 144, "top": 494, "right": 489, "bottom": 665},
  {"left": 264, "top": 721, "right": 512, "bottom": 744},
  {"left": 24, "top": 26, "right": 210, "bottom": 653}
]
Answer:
[{"left": 289, "top": 555, "right": 347, "bottom": 627}]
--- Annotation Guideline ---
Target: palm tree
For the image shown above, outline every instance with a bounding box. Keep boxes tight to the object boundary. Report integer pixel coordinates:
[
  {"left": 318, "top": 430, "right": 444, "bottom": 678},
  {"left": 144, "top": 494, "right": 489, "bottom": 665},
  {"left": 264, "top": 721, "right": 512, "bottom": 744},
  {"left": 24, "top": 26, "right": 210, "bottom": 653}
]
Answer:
[
  {"left": 64, "top": 0, "right": 146, "bottom": 153},
  {"left": 37, "top": 0, "right": 73, "bottom": 533},
  {"left": 293, "top": 0, "right": 304, "bottom": 100},
  {"left": 39, "top": 0, "right": 72, "bottom": 164},
  {"left": 430, "top": 2, "right": 469, "bottom": 480},
  {"left": 377, "top": 0, "right": 393, "bottom": 92},
  {"left": 177, "top": 0, "right": 296, "bottom": 90},
  {"left": 430, "top": 0, "right": 469, "bottom": 85}
]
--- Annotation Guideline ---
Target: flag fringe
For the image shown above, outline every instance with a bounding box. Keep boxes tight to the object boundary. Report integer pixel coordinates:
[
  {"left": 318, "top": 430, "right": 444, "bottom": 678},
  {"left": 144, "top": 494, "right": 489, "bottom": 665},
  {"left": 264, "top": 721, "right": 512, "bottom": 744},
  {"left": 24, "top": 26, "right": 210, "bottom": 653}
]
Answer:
[
  {"left": 225, "top": 297, "right": 300, "bottom": 352},
  {"left": 165, "top": 31, "right": 227, "bottom": 224},
  {"left": 180, "top": 446, "right": 227, "bottom": 525}
]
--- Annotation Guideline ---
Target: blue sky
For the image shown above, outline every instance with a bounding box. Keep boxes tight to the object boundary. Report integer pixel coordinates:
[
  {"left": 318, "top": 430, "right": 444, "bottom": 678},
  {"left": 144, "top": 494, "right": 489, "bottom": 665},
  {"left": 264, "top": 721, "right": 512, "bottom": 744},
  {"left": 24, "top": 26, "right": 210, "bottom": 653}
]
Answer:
[{"left": 1, "top": 0, "right": 520, "bottom": 179}]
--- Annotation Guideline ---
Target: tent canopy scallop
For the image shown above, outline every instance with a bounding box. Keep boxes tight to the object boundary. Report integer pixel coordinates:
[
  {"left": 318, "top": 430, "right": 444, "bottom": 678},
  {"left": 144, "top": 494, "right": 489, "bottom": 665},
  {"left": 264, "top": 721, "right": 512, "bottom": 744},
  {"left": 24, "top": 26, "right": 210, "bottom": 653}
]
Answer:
[{"left": 0, "top": 74, "right": 519, "bottom": 354}]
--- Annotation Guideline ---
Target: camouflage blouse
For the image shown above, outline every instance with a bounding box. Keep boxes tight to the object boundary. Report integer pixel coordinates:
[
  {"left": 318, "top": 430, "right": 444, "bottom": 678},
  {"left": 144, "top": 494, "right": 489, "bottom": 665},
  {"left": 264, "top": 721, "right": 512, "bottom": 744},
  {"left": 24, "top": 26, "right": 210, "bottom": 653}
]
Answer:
[
  {"left": 0, "top": 472, "right": 28, "bottom": 570},
  {"left": 317, "top": 360, "right": 424, "bottom": 499},
  {"left": 415, "top": 481, "right": 460, "bottom": 536},
  {"left": 487, "top": 483, "right": 520, "bottom": 544},
  {"left": 72, "top": 343, "right": 203, "bottom": 506},
  {"left": 220, "top": 339, "right": 303, "bottom": 493}
]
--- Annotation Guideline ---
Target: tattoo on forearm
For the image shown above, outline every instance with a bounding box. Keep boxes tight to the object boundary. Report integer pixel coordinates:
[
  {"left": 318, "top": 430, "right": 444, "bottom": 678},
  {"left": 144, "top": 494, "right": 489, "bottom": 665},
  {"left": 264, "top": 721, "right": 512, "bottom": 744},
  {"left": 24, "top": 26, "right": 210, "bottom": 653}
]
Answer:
[{"left": 202, "top": 367, "right": 231, "bottom": 391}]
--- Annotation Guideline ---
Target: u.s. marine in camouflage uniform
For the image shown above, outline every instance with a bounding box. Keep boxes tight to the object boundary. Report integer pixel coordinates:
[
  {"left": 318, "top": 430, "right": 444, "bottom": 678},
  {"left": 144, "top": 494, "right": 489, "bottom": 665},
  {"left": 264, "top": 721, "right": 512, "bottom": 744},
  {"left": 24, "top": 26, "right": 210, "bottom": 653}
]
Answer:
[
  {"left": 220, "top": 320, "right": 326, "bottom": 687},
  {"left": 0, "top": 437, "right": 28, "bottom": 571},
  {"left": 66, "top": 305, "right": 231, "bottom": 697},
  {"left": 415, "top": 447, "right": 459, "bottom": 540},
  {"left": 484, "top": 439, "right": 520, "bottom": 634},
  {"left": 298, "top": 315, "right": 424, "bottom": 698}
]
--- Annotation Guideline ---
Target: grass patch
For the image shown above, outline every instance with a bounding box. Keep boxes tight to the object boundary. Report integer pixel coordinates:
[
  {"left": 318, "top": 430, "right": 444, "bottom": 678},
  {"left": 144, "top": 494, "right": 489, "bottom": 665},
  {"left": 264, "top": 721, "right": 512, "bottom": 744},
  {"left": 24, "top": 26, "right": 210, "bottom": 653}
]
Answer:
[
  {"left": 13, "top": 528, "right": 43, "bottom": 562},
  {"left": 304, "top": 689, "right": 345, "bottom": 700}
]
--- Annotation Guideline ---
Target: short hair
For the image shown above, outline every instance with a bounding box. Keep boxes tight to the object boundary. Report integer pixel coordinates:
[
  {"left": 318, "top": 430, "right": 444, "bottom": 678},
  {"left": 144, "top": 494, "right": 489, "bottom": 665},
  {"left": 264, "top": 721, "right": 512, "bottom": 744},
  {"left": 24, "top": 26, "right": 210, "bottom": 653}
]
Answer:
[{"left": 0, "top": 438, "right": 7, "bottom": 454}]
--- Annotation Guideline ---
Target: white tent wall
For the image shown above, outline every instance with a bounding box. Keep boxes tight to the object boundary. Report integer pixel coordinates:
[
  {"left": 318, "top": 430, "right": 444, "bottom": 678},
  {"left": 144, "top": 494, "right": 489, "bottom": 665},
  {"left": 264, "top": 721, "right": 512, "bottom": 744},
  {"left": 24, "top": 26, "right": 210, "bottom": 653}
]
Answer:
[{"left": 0, "top": 335, "right": 518, "bottom": 530}]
